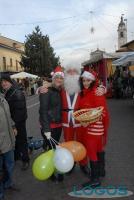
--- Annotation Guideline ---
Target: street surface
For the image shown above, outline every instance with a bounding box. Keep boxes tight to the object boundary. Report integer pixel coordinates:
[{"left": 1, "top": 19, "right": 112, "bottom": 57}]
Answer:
[{"left": 5, "top": 96, "right": 134, "bottom": 200}]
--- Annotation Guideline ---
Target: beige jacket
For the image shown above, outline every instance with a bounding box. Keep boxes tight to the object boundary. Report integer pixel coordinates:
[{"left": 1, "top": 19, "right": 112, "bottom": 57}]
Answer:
[{"left": 0, "top": 94, "right": 15, "bottom": 154}]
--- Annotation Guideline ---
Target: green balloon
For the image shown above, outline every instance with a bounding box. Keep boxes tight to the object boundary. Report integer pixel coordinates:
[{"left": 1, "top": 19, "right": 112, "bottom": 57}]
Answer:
[{"left": 32, "top": 150, "right": 55, "bottom": 181}]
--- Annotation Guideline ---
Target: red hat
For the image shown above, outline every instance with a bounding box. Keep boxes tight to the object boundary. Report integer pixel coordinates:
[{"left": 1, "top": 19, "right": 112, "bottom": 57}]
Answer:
[
  {"left": 51, "top": 66, "right": 64, "bottom": 79},
  {"left": 81, "top": 71, "right": 95, "bottom": 81},
  {"left": 88, "top": 69, "right": 98, "bottom": 79},
  {"left": 83, "top": 69, "right": 98, "bottom": 79}
]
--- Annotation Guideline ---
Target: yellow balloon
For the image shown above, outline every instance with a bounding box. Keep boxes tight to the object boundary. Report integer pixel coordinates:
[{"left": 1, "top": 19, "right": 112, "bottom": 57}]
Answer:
[{"left": 32, "top": 150, "right": 55, "bottom": 181}]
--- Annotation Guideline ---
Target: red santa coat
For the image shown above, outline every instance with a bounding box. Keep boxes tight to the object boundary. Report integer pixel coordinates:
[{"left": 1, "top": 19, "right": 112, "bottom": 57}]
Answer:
[
  {"left": 61, "top": 89, "right": 81, "bottom": 127},
  {"left": 79, "top": 87, "right": 109, "bottom": 139}
]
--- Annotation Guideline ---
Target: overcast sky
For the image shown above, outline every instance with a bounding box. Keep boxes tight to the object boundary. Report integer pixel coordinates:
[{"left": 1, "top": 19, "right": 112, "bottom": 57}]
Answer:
[{"left": 0, "top": 0, "right": 134, "bottom": 66}]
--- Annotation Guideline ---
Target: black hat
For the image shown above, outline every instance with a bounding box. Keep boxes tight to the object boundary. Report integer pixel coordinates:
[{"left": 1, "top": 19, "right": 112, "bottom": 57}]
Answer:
[{"left": 0, "top": 74, "right": 13, "bottom": 84}]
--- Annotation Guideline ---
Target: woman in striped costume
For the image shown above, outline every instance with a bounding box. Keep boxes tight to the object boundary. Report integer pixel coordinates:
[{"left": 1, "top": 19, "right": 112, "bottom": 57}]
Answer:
[{"left": 79, "top": 70, "right": 109, "bottom": 188}]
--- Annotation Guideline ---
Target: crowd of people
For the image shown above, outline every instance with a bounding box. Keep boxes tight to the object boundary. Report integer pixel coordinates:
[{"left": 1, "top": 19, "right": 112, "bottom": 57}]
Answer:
[
  {"left": 13, "top": 77, "right": 44, "bottom": 96},
  {"left": 0, "top": 65, "right": 109, "bottom": 200},
  {"left": 107, "top": 67, "right": 134, "bottom": 99}
]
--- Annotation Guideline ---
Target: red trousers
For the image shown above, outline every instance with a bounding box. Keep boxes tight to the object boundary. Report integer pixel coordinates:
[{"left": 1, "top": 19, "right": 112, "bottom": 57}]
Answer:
[
  {"left": 63, "top": 126, "right": 88, "bottom": 166},
  {"left": 63, "top": 126, "right": 82, "bottom": 142},
  {"left": 83, "top": 132, "right": 104, "bottom": 161}
]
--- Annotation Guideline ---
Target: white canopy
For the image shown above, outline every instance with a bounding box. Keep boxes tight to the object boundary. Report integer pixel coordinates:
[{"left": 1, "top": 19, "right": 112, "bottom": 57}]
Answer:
[
  {"left": 11, "top": 72, "right": 38, "bottom": 79},
  {"left": 112, "top": 52, "right": 134, "bottom": 66}
]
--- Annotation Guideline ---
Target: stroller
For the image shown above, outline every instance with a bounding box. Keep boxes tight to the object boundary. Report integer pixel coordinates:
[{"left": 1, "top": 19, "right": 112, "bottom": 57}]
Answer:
[{"left": 27, "top": 137, "right": 44, "bottom": 153}]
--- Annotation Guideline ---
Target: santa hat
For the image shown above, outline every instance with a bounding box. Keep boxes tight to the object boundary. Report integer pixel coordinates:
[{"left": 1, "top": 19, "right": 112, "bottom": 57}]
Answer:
[
  {"left": 88, "top": 69, "right": 98, "bottom": 79},
  {"left": 51, "top": 66, "right": 64, "bottom": 79},
  {"left": 81, "top": 70, "right": 96, "bottom": 81},
  {"left": 65, "top": 63, "right": 81, "bottom": 74}
]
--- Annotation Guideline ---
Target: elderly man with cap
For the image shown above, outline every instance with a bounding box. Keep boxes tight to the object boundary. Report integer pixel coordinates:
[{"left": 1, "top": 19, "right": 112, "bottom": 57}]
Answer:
[{"left": 0, "top": 75, "right": 29, "bottom": 170}]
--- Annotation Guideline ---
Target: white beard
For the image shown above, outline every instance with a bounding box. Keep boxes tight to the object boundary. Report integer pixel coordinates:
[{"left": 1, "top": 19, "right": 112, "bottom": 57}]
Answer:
[{"left": 64, "top": 74, "right": 80, "bottom": 95}]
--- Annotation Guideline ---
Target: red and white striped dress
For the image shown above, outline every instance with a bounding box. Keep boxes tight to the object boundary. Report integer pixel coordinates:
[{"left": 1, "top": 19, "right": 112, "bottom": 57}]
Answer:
[
  {"left": 79, "top": 87, "right": 109, "bottom": 137},
  {"left": 88, "top": 120, "right": 104, "bottom": 135}
]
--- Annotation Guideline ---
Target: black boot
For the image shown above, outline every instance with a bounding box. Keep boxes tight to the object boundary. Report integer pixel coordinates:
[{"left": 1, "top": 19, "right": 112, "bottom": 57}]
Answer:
[
  {"left": 79, "top": 165, "right": 90, "bottom": 176},
  {"left": 97, "top": 151, "right": 106, "bottom": 177},
  {"left": 56, "top": 174, "right": 64, "bottom": 182},
  {"left": 50, "top": 174, "right": 64, "bottom": 182},
  {"left": 82, "top": 161, "right": 101, "bottom": 188},
  {"left": 50, "top": 174, "right": 57, "bottom": 182}
]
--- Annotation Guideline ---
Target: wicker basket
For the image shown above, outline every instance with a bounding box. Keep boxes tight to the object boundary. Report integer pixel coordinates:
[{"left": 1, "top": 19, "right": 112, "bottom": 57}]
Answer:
[{"left": 73, "top": 106, "right": 104, "bottom": 124}]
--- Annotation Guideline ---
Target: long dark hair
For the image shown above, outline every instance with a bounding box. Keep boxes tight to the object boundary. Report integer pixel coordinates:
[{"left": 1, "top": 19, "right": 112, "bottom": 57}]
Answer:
[{"left": 80, "top": 77, "right": 96, "bottom": 96}]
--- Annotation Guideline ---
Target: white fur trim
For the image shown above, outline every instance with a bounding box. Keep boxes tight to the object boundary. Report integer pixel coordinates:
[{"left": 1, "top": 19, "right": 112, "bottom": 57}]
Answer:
[
  {"left": 62, "top": 123, "right": 81, "bottom": 127},
  {"left": 52, "top": 72, "right": 64, "bottom": 78},
  {"left": 81, "top": 71, "right": 95, "bottom": 81}
]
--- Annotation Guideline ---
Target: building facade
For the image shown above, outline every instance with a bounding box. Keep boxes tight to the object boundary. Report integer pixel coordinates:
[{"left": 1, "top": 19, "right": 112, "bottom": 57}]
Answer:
[
  {"left": 121, "top": 40, "right": 134, "bottom": 51},
  {"left": 82, "top": 49, "right": 115, "bottom": 86},
  {"left": 0, "top": 36, "right": 24, "bottom": 74}
]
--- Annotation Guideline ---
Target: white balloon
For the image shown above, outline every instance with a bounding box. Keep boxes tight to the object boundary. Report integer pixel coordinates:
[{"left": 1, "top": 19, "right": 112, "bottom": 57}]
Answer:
[{"left": 53, "top": 147, "right": 74, "bottom": 173}]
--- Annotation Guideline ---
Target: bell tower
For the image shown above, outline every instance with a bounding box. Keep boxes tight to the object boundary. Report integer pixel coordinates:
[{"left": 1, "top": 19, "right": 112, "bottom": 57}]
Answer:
[{"left": 117, "top": 15, "right": 127, "bottom": 49}]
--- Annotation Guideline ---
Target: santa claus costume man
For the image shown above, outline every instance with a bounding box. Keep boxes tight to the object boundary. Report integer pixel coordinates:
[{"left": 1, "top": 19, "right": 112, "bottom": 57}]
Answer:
[{"left": 61, "top": 65, "right": 107, "bottom": 174}]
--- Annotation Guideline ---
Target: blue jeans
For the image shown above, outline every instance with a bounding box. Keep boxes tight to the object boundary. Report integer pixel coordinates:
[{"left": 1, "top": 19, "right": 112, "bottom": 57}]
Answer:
[{"left": 0, "top": 150, "right": 14, "bottom": 199}]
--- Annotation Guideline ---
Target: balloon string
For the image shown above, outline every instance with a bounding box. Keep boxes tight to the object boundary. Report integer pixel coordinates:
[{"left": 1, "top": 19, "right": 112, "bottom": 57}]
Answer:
[
  {"left": 50, "top": 137, "right": 59, "bottom": 145},
  {"left": 51, "top": 137, "right": 59, "bottom": 144},
  {"left": 50, "top": 138, "right": 59, "bottom": 147},
  {"left": 49, "top": 137, "right": 58, "bottom": 149},
  {"left": 48, "top": 138, "right": 53, "bottom": 149},
  {"left": 50, "top": 138, "right": 56, "bottom": 145}
]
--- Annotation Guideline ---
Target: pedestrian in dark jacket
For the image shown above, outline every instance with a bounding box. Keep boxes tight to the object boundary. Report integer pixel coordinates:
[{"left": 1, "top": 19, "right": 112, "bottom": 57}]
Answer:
[
  {"left": 39, "top": 66, "right": 64, "bottom": 182},
  {"left": 0, "top": 93, "right": 17, "bottom": 200},
  {"left": 1, "top": 75, "right": 30, "bottom": 171}
]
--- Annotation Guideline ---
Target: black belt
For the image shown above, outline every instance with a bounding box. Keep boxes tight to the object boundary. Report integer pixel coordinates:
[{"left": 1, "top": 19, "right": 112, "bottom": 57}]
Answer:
[{"left": 62, "top": 109, "right": 80, "bottom": 112}]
